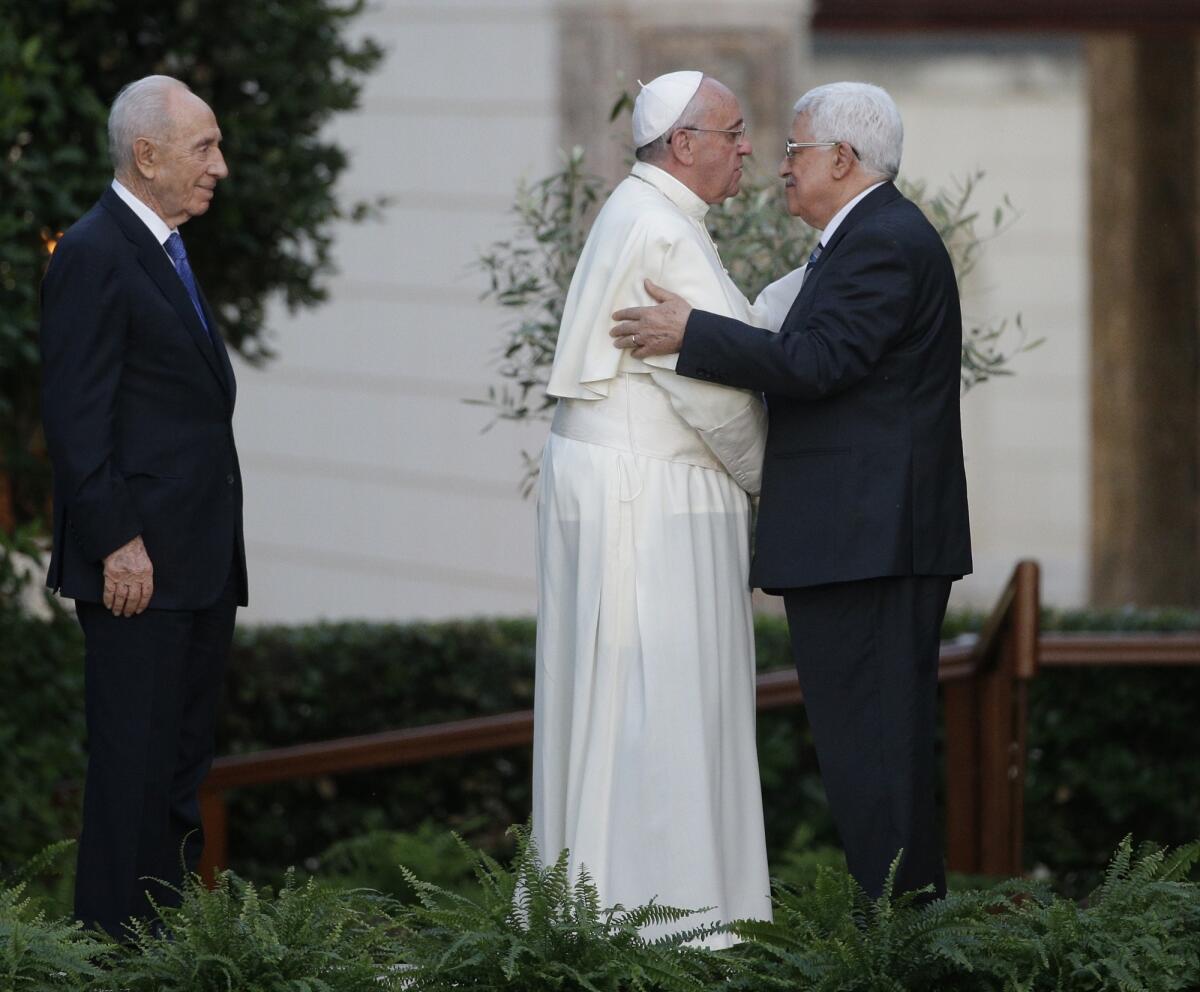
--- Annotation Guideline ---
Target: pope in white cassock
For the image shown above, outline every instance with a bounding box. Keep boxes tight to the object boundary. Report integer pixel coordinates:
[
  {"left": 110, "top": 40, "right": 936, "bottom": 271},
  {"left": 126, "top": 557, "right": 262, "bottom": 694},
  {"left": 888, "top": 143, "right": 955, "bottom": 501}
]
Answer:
[{"left": 532, "top": 70, "right": 805, "bottom": 945}]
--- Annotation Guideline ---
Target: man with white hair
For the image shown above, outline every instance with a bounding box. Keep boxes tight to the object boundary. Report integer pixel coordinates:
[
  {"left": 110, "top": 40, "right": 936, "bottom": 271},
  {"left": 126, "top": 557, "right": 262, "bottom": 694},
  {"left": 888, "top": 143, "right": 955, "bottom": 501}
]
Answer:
[
  {"left": 534, "top": 71, "right": 803, "bottom": 942},
  {"left": 40, "top": 75, "right": 246, "bottom": 938},
  {"left": 613, "top": 82, "right": 972, "bottom": 900}
]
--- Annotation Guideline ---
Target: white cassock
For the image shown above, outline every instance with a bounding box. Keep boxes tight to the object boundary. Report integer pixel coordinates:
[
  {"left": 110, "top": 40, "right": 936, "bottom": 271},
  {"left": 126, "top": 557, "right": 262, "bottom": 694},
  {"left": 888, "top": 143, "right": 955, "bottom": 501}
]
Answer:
[{"left": 532, "top": 160, "right": 804, "bottom": 946}]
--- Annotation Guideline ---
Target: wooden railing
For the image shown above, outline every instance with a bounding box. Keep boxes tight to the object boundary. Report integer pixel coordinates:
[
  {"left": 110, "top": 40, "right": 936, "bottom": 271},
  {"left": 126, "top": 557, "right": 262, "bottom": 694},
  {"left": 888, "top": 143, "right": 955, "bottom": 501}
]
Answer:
[{"left": 198, "top": 560, "right": 1200, "bottom": 882}]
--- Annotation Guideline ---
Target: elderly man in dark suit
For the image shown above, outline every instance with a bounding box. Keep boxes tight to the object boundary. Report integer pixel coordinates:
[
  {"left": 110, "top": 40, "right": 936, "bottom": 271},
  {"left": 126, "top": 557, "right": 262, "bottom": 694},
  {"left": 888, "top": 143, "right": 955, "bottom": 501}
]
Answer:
[
  {"left": 611, "top": 81, "right": 971, "bottom": 900},
  {"left": 40, "top": 74, "right": 247, "bottom": 938}
]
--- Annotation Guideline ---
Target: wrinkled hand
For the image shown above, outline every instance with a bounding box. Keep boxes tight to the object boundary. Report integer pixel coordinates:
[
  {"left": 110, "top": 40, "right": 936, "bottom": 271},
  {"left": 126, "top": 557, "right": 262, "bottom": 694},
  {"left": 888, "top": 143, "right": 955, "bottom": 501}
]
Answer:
[
  {"left": 611, "top": 279, "right": 692, "bottom": 358},
  {"left": 103, "top": 535, "right": 154, "bottom": 616}
]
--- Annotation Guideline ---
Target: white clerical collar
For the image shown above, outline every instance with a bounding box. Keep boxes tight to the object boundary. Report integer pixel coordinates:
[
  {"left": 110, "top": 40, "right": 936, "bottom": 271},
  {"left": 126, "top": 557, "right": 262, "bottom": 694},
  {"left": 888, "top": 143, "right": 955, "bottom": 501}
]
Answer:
[
  {"left": 111, "top": 178, "right": 176, "bottom": 247},
  {"left": 630, "top": 161, "right": 709, "bottom": 221},
  {"left": 818, "top": 180, "right": 887, "bottom": 248}
]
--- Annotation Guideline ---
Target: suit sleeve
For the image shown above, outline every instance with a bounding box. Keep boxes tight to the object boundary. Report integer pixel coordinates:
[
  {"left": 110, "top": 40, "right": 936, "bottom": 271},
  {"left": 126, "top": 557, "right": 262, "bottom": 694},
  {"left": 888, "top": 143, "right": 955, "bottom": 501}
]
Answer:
[
  {"left": 644, "top": 230, "right": 767, "bottom": 495},
  {"left": 39, "top": 236, "right": 142, "bottom": 562},
  {"left": 678, "top": 226, "right": 914, "bottom": 400}
]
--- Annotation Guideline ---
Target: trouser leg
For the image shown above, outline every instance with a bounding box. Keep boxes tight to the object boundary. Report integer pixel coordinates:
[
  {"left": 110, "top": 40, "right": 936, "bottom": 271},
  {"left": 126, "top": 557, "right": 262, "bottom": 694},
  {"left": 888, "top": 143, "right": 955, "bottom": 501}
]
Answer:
[
  {"left": 783, "top": 575, "right": 951, "bottom": 900},
  {"left": 169, "top": 572, "right": 236, "bottom": 878},
  {"left": 74, "top": 602, "right": 193, "bottom": 939},
  {"left": 73, "top": 567, "right": 235, "bottom": 939}
]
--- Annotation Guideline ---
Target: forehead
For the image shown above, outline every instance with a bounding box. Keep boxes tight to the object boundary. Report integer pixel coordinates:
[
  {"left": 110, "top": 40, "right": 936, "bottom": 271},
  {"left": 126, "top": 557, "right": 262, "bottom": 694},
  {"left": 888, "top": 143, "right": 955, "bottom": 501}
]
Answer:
[
  {"left": 789, "top": 112, "right": 813, "bottom": 139},
  {"left": 695, "top": 80, "right": 742, "bottom": 123},
  {"left": 166, "top": 90, "right": 221, "bottom": 141}
]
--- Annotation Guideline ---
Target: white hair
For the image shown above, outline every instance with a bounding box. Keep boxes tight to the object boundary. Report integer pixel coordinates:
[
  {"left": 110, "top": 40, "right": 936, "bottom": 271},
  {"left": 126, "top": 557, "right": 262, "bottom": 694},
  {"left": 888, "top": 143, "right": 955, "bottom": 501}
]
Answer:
[
  {"left": 793, "top": 82, "right": 903, "bottom": 181},
  {"left": 107, "top": 75, "right": 191, "bottom": 175}
]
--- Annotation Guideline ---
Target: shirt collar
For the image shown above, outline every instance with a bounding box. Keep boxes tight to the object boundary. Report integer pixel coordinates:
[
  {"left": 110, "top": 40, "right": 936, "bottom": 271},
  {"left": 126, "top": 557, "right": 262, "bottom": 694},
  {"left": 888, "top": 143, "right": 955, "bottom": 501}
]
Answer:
[
  {"left": 630, "top": 161, "right": 710, "bottom": 221},
  {"left": 111, "top": 178, "right": 175, "bottom": 246},
  {"left": 818, "top": 180, "right": 887, "bottom": 247}
]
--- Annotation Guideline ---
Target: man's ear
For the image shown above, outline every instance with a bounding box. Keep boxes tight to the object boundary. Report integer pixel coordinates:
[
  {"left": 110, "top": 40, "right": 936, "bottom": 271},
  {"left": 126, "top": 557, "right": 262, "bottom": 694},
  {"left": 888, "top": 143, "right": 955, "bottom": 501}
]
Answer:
[
  {"left": 669, "top": 129, "right": 695, "bottom": 167},
  {"left": 132, "top": 137, "right": 157, "bottom": 180},
  {"left": 831, "top": 141, "right": 856, "bottom": 179}
]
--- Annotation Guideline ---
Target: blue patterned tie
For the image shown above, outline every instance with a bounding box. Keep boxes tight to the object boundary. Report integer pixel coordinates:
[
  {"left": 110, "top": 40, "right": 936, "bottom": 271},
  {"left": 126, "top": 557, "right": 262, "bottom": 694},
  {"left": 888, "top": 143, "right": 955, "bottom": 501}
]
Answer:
[
  {"left": 807, "top": 241, "right": 824, "bottom": 269},
  {"left": 164, "top": 232, "right": 212, "bottom": 341}
]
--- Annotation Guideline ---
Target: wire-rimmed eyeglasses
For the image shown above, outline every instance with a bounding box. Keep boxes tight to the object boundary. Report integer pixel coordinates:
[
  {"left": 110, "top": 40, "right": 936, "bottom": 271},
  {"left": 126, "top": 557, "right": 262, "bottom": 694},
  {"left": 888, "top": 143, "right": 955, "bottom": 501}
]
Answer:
[
  {"left": 785, "top": 139, "right": 861, "bottom": 160},
  {"left": 677, "top": 125, "right": 747, "bottom": 143}
]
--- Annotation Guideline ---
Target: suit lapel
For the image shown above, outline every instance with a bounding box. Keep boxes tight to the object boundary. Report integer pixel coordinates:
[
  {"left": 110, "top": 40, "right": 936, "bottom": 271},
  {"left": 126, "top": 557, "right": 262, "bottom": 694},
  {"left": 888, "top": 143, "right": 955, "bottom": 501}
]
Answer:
[
  {"left": 781, "top": 182, "right": 904, "bottom": 330},
  {"left": 100, "top": 188, "right": 230, "bottom": 395}
]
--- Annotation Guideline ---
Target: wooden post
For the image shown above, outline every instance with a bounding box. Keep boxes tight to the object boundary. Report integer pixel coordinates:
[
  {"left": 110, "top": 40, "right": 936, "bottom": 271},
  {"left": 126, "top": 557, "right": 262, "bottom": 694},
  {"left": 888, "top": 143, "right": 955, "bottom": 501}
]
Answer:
[
  {"left": 944, "top": 560, "right": 1040, "bottom": 877},
  {"left": 943, "top": 676, "right": 981, "bottom": 873},
  {"left": 976, "top": 561, "right": 1040, "bottom": 876},
  {"left": 198, "top": 787, "right": 227, "bottom": 886}
]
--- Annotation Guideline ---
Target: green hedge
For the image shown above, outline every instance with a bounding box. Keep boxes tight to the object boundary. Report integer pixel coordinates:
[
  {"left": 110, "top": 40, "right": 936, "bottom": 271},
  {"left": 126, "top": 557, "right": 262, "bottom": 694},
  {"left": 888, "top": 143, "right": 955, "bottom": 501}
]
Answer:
[{"left": 3, "top": 603, "right": 1199, "bottom": 896}]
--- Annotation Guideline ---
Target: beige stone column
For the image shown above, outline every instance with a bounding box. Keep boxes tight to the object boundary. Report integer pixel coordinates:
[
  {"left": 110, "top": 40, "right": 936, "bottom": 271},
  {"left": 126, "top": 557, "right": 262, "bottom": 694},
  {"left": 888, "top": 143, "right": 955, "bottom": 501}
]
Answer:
[
  {"left": 1088, "top": 34, "right": 1199, "bottom": 606},
  {"left": 557, "top": 0, "right": 810, "bottom": 188}
]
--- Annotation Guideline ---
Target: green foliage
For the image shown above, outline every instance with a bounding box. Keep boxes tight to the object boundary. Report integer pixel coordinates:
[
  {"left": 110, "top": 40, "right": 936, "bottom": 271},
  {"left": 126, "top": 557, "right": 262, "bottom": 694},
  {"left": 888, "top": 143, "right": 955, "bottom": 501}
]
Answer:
[
  {"left": 728, "top": 860, "right": 1005, "bottom": 991},
  {"left": 108, "top": 869, "right": 402, "bottom": 992},
  {"left": 1, "top": 835, "right": 1199, "bottom": 990},
  {"left": 1024, "top": 666, "right": 1200, "bottom": 897},
  {"left": 3, "top": 607, "right": 1198, "bottom": 901},
  {"left": 0, "top": 531, "right": 85, "bottom": 881},
  {"left": 395, "top": 825, "right": 728, "bottom": 991},
  {"left": 314, "top": 821, "right": 486, "bottom": 905},
  {"left": 476, "top": 148, "right": 1039, "bottom": 440},
  {"left": 1016, "top": 837, "right": 1200, "bottom": 991},
  {"left": 0, "top": 845, "right": 108, "bottom": 989},
  {"left": 476, "top": 147, "right": 606, "bottom": 426},
  {"left": 218, "top": 620, "right": 538, "bottom": 886},
  {"left": 727, "top": 839, "right": 1200, "bottom": 992},
  {"left": 0, "top": 0, "right": 383, "bottom": 535}
]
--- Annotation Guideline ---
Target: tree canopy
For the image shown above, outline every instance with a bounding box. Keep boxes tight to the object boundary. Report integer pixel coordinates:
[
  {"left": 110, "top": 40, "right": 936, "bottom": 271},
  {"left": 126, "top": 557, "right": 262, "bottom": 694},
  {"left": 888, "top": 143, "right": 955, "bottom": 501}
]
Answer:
[{"left": 0, "top": 0, "right": 383, "bottom": 536}]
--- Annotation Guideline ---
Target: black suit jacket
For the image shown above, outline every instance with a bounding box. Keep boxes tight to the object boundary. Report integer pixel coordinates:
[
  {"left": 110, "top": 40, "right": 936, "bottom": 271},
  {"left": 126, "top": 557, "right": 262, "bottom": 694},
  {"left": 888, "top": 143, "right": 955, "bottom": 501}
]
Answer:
[
  {"left": 679, "top": 182, "right": 971, "bottom": 590},
  {"left": 40, "top": 186, "right": 248, "bottom": 609}
]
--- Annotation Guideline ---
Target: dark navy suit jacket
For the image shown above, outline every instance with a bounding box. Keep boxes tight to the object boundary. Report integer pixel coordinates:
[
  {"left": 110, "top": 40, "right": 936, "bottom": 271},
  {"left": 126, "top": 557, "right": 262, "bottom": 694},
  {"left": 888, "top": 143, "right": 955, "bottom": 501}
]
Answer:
[
  {"left": 678, "top": 182, "right": 972, "bottom": 591},
  {"left": 40, "top": 186, "right": 248, "bottom": 609}
]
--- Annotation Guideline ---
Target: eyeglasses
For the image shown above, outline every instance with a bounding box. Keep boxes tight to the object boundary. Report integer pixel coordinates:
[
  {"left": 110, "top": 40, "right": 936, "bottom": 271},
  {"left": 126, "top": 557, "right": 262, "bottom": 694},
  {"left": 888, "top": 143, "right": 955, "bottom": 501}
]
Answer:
[
  {"left": 785, "top": 139, "right": 861, "bottom": 160},
  {"left": 677, "top": 125, "right": 747, "bottom": 143}
]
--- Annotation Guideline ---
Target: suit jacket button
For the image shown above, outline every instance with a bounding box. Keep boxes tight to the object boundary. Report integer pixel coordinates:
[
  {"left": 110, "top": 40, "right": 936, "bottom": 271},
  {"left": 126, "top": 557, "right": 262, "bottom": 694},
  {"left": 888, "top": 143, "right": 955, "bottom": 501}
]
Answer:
[{"left": 226, "top": 474, "right": 235, "bottom": 485}]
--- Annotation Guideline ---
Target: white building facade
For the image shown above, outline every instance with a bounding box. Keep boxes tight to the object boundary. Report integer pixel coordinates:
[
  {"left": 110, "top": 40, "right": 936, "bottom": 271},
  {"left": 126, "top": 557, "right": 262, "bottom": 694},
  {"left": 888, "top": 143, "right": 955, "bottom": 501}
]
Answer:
[{"left": 233, "top": 0, "right": 1088, "bottom": 622}]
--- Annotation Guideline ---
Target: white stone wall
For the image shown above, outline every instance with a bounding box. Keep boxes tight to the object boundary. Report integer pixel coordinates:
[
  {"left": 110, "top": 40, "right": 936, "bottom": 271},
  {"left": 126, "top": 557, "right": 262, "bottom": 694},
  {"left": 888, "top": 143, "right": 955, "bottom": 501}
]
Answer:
[
  {"left": 233, "top": 0, "right": 558, "bottom": 622},
  {"left": 233, "top": 8, "right": 1090, "bottom": 623}
]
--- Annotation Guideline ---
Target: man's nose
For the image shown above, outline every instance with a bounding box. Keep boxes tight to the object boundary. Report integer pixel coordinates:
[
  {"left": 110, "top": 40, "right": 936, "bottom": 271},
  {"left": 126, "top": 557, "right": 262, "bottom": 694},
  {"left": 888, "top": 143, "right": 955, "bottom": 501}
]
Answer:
[
  {"left": 738, "top": 137, "right": 753, "bottom": 157},
  {"left": 211, "top": 149, "right": 229, "bottom": 179},
  {"left": 778, "top": 158, "right": 790, "bottom": 179}
]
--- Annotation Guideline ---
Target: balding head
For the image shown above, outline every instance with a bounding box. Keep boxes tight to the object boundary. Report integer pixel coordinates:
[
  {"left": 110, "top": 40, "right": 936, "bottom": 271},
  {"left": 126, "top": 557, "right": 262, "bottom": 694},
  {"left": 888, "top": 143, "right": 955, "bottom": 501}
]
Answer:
[{"left": 108, "top": 75, "right": 195, "bottom": 179}]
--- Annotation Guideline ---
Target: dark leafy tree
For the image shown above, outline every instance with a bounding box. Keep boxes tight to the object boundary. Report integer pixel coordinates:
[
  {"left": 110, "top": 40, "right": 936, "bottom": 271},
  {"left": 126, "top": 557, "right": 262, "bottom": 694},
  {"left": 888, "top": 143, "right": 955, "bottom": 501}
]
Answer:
[{"left": 0, "top": 0, "right": 384, "bottom": 538}]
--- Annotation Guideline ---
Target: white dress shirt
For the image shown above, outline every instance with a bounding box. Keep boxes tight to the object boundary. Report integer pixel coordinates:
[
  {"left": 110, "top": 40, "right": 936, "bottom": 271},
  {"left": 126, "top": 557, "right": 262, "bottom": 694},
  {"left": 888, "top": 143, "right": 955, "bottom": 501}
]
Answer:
[
  {"left": 111, "top": 179, "right": 176, "bottom": 259},
  {"left": 817, "top": 180, "right": 887, "bottom": 250}
]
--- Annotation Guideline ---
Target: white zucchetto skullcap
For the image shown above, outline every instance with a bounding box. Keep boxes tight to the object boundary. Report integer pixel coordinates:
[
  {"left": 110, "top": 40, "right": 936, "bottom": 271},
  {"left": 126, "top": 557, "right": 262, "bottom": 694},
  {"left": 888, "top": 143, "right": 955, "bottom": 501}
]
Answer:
[{"left": 632, "top": 70, "right": 704, "bottom": 147}]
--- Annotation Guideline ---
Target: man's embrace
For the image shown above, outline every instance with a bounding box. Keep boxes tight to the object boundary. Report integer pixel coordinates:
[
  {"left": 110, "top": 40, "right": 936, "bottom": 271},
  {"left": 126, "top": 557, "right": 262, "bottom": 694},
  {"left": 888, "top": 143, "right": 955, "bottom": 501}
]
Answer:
[
  {"left": 614, "top": 82, "right": 972, "bottom": 900},
  {"left": 40, "top": 74, "right": 247, "bottom": 939}
]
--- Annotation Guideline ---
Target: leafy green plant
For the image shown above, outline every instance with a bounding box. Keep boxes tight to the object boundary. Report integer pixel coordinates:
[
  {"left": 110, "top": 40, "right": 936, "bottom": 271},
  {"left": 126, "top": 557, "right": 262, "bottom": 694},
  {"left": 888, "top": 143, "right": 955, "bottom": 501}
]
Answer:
[
  {"left": 394, "top": 825, "right": 730, "bottom": 991},
  {"left": 476, "top": 147, "right": 605, "bottom": 428},
  {"left": 0, "top": 844, "right": 108, "bottom": 990},
  {"left": 979, "top": 837, "right": 1200, "bottom": 992},
  {"left": 0, "top": 530, "right": 85, "bottom": 885},
  {"left": 108, "top": 868, "right": 403, "bottom": 992},
  {"left": 728, "top": 838, "right": 1200, "bottom": 992},
  {"left": 728, "top": 856, "right": 1005, "bottom": 992},
  {"left": 315, "top": 820, "right": 487, "bottom": 904},
  {"left": 0, "top": 0, "right": 384, "bottom": 541}
]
